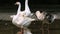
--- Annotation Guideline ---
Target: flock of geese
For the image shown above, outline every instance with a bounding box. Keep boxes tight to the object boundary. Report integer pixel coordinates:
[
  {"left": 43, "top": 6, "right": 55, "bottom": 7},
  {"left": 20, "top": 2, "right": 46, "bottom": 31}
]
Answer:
[{"left": 10, "top": 0, "right": 59, "bottom": 34}]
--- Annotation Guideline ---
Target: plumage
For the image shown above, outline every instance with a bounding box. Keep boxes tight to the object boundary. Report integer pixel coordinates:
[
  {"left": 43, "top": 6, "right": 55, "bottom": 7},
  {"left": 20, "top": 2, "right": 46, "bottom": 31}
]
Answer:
[
  {"left": 35, "top": 11, "right": 45, "bottom": 21},
  {"left": 10, "top": 0, "right": 35, "bottom": 34}
]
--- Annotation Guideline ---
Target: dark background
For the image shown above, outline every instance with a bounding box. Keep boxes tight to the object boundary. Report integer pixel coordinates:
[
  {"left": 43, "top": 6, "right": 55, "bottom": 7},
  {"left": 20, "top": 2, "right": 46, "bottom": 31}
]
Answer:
[
  {"left": 0, "top": 0, "right": 60, "bottom": 5},
  {"left": 0, "top": 0, "right": 60, "bottom": 13}
]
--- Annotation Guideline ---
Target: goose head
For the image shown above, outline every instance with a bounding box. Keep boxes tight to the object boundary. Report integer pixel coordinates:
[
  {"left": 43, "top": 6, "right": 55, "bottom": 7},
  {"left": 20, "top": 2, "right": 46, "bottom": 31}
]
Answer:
[{"left": 15, "top": 2, "right": 21, "bottom": 5}]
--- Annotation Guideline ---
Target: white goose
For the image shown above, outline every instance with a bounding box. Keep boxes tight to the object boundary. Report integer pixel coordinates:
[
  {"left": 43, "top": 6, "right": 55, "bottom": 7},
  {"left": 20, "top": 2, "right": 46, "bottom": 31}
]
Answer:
[
  {"left": 10, "top": 0, "right": 34, "bottom": 27},
  {"left": 10, "top": 0, "right": 35, "bottom": 34}
]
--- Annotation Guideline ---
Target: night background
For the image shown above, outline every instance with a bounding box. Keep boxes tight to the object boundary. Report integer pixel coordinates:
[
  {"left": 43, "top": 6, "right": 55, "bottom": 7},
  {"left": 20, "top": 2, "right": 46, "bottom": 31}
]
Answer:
[
  {"left": 0, "top": 0, "right": 60, "bottom": 13},
  {"left": 0, "top": 0, "right": 60, "bottom": 34}
]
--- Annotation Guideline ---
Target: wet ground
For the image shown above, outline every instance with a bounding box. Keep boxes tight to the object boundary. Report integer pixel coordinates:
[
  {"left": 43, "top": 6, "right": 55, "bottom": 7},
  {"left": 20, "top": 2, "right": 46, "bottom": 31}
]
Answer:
[{"left": 0, "top": 19, "right": 60, "bottom": 34}]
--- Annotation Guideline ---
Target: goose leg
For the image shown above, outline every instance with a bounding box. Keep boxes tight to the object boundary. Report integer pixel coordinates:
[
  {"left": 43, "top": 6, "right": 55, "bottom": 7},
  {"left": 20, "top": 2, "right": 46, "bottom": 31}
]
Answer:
[
  {"left": 20, "top": 28, "right": 24, "bottom": 34},
  {"left": 17, "top": 28, "right": 24, "bottom": 34}
]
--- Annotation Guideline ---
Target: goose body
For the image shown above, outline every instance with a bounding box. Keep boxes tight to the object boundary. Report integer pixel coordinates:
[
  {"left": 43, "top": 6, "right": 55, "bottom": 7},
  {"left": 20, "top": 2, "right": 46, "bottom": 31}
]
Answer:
[
  {"left": 10, "top": 0, "right": 34, "bottom": 27},
  {"left": 11, "top": 14, "right": 35, "bottom": 28}
]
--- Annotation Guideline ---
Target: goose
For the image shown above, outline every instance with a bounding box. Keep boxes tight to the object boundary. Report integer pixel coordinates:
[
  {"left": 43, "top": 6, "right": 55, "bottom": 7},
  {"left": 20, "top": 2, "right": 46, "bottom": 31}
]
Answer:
[
  {"left": 10, "top": 0, "right": 34, "bottom": 27},
  {"left": 10, "top": 0, "right": 35, "bottom": 34},
  {"left": 35, "top": 10, "right": 60, "bottom": 23}
]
